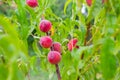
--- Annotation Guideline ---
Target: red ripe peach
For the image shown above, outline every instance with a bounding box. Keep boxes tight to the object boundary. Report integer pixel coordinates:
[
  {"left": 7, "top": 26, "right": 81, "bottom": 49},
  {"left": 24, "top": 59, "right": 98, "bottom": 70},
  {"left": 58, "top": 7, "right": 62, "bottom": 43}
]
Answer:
[
  {"left": 86, "top": 0, "right": 105, "bottom": 6},
  {"left": 86, "top": 0, "right": 92, "bottom": 6},
  {"left": 39, "top": 20, "right": 52, "bottom": 33},
  {"left": 67, "top": 38, "right": 78, "bottom": 51},
  {"left": 47, "top": 51, "right": 61, "bottom": 64},
  {"left": 26, "top": 0, "right": 38, "bottom": 8},
  {"left": 52, "top": 42, "right": 62, "bottom": 53},
  {"left": 39, "top": 36, "right": 52, "bottom": 48}
]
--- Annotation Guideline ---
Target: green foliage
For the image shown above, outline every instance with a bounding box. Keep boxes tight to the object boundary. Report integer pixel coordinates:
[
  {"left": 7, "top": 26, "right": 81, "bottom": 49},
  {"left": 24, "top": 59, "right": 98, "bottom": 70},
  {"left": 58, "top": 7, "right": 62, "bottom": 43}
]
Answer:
[
  {"left": 0, "top": 0, "right": 120, "bottom": 80},
  {"left": 100, "top": 38, "right": 117, "bottom": 80}
]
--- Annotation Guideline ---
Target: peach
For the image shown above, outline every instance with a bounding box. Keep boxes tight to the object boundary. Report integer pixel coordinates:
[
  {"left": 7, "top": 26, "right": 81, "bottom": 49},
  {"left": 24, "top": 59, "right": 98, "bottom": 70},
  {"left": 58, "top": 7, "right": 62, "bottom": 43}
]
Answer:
[
  {"left": 26, "top": 0, "right": 38, "bottom": 8},
  {"left": 39, "top": 20, "right": 52, "bottom": 33},
  {"left": 39, "top": 36, "right": 52, "bottom": 48},
  {"left": 47, "top": 51, "right": 61, "bottom": 64},
  {"left": 67, "top": 38, "right": 78, "bottom": 51},
  {"left": 86, "top": 0, "right": 92, "bottom": 6},
  {"left": 51, "top": 42, "right": 62, "bottom": 53}
]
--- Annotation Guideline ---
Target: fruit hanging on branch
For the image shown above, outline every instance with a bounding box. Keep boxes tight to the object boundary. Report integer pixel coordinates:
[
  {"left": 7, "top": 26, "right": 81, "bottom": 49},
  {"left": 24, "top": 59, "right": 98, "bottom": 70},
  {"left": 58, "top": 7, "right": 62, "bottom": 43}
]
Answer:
[
  {"left": 67, "top": 38, "right": 79, "bottom": 51},
  {"left": 86, "top": 0, "right": 92, "bottom": 6},
  {"left": 51, "top": 42, "right": 62, "bottom": 54},
  {"left": 26, "top": 0, "right": 38, "bottom": 8},
  {"left": 47, "top": 51, "right": 61, "bottom": 64},
  {"left": 39, "top": 36, "right": 53, "bottom": 48},
  {"left": 39, "top": 20, "right": 52, "bottom": 33}
]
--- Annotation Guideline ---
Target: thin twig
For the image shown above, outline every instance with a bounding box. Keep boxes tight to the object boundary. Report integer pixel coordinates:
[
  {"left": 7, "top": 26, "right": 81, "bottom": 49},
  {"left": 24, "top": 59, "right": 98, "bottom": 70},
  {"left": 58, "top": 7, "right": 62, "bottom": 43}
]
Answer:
[
  {"left": 31, "top": 34, "right": 40, "bottom": 39},
  {"left": 1, "top": 55, "right": 5, "bottom": 63},
  {"left": 81, "top": 22, "right": 91, "bottom": 59},
  {"left": 84, "top": 23, "right": 91, "bottom": 46},
  {"left": 77, "top": 22, "right": 92, "bottom": 80},
  {"left": 41, "top": 14, "right": 45, "bottom": 20},
  {"left": 86, "top": 27, "right": 99, "bottom": 45},
  {"left": 55, "top": 64, "right": 61, "bottom": 80},
  {"left": 27, "top": 72, "right": 30, "bottom": 80},
  {"left": 80, "top": 45, "right": 101, "bottom": 75},
  {"left": 81, "top": 55, "right": 100, "bottom": 75},
  {"left": 50, "top": 44, "right": 61, "bottom": 80}
]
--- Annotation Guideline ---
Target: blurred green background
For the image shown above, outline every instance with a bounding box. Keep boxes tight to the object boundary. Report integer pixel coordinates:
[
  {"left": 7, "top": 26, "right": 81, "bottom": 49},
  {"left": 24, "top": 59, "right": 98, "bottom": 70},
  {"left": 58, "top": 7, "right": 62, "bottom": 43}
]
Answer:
[{"left": 0, "top": 0, "right": 120, "bottom": 80}]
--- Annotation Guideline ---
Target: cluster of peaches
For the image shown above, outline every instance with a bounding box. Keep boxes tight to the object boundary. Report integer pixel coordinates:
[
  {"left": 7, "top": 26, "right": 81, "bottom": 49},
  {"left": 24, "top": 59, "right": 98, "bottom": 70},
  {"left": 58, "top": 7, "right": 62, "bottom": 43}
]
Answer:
[
  {"left": 38, "top": 19, "right": 79, "bottom": 64},
  {"left": 26, "top": 0, "right": 106, "bottom": 8},
  {"left": 39, "top": 19, "right": 62, "bottom": 64},
  {"left": 26, "top": 0, "right": 79, "bottom": 65},
  {"left": 26, "top": 0, "right": 106, "bottom": 64}
]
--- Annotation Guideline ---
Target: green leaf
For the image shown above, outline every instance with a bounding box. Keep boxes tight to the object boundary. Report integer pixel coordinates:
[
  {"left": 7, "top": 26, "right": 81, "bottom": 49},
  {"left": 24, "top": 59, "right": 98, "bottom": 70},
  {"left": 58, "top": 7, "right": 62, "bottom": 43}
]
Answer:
[
  {"left": 64, "top": 0, "right": 72, "bottom": 14},
  {"left": 0, "top": 65, "right": 8, "bottom": 80},
  {"left": 100, "top": 38, "right": 117, "bottom": 80}
]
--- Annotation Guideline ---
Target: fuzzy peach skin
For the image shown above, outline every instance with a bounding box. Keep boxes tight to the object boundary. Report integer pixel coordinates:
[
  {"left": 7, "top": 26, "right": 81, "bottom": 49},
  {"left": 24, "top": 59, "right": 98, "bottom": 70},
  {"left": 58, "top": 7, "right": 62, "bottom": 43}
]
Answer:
[
  {"left": 39, "top": 36, "right": 52, "bottom": 48},
  {"left": 39, "top": 20, "right": 52, "bottom": 33},
  {"left": 47, "top": 51, "right": 61, "bottom": 64},
  {"left": 86, "top": 0, "right": 92, "bottom": 6},
  {"left": 26, "top": 0, "right": 38, "bottom": 8},
  {"left": 67, "top": 38, "right": 78, "bottom": 51},
  {"left": 52, "top": 42, "right": 62, "bottom": 54}
]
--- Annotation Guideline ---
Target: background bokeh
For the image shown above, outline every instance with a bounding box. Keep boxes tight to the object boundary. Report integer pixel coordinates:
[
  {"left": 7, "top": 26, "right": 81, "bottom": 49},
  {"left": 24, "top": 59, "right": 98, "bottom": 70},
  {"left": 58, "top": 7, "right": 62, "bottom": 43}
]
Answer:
[{"left": 0, "top": 0, "right": 120, "bottom": 80}]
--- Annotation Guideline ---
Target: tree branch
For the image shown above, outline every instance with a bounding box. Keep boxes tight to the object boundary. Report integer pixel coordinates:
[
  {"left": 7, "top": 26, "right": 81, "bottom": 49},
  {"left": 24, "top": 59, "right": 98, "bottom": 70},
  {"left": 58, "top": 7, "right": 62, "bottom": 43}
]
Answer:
[
  {"left": 55, "top": 64, "right": 61, "bottom": 80},
  {"left": 1, "top": 55, "right": 5, "bottom": 63},
  {"left": 81, "top": 22, "right": 91, "bottom": 59},
  {"left": 77, "top": 22, "right": 92, "bottom": 80}
]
